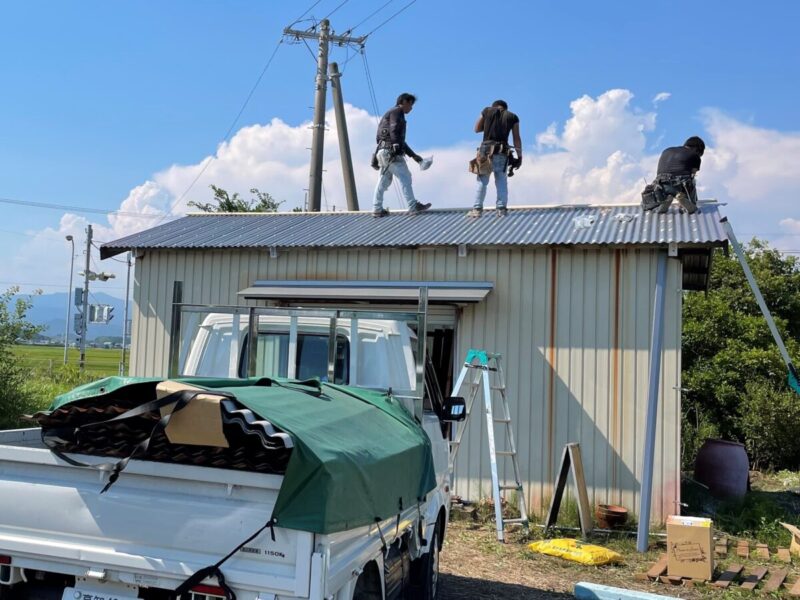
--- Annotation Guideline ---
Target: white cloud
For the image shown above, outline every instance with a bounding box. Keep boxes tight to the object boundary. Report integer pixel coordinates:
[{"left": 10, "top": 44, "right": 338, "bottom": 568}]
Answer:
[
  {"left": 5, "top": 90, "right": 800, "bottom": 296},
  {"left": 653, "top": 92, "right": 671, "bottom": 104},
  {"left": 780, "top": 218, "right": 800, "bottom": 234}
]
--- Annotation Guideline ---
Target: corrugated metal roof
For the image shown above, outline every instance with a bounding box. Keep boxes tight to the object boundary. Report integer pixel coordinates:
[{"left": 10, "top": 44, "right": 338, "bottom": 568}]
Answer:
[{"left": 100, "top": 203, "right": 728, "bottom": 258}]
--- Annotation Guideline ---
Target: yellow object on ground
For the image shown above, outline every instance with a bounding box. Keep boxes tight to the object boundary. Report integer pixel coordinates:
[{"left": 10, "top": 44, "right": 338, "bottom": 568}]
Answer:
[{"left": 528, "top": 539, "right": 623, "bottom": 565}]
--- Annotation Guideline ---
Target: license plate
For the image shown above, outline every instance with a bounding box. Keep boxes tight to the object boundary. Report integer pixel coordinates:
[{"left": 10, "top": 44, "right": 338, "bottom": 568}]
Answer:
[{"left": 62, "top": 587, "right": 139, "bottom": 600}]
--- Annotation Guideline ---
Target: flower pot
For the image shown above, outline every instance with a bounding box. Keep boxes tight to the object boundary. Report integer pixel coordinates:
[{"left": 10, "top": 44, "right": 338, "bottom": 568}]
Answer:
[{"left": 595, "top": 504, "right": 628, "bottom": 529}]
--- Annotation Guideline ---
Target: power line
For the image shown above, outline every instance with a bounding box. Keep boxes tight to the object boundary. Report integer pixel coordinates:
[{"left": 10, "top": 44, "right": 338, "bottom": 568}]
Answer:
[
  {"left": 290, "top": 0, "right": 325, "bottom": 26},
  {"left": 360, "top": 47, "right": 404, "bottom": 209},
  {"left": 155, "top": 38, "right": 285, "bottom": 225},
  {"left": 0, "top": 196, "right": 163, "bottom": 219},
  {"left": 0, "top": 280, "right": 126, "bottom": 290},
  {"left": 349, "top": 0, "right": 396, "bottom": 32},
  {"left": 321, "top": 0, "right": 350, "bottom": 21},
  {"left": 363, "top": 0, "right": 417, "bottom": 37}
]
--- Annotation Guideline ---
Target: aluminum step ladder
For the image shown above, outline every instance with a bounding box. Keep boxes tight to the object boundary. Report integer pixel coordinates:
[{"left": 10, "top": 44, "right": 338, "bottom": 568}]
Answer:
[{"left": 449, "top": 349, "right": 529, "bottom": 542}]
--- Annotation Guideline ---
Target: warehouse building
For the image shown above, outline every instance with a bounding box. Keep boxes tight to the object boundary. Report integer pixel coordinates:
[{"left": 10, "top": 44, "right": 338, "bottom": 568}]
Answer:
[{"left": 101, "top": 203, "right": 727, "bottom": 522}]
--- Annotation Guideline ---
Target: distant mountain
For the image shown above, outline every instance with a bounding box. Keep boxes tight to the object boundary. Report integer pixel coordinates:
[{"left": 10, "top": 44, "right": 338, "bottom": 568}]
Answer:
[{"left": 15, "top": 291, "right": 127, "bottom": 342}]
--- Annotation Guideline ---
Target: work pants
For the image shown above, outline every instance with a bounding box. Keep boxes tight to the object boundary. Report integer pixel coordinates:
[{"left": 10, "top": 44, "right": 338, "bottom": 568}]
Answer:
[{"left": 373, "top": 150, "right": 417, "bottom": 211}]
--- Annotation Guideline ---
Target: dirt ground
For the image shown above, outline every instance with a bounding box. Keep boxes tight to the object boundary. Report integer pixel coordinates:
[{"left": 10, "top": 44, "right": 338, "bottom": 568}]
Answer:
[
  {"left": 439, "top": 521, "right": 661, "bottom": 600},
  {"left": 438, "top": 520, "right": 799, "bottom": 599}
]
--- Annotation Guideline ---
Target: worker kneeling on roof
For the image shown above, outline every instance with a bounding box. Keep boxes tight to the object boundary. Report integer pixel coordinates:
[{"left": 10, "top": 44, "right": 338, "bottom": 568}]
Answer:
[{"left": 642, "top": 136, "right": 705, "bottom": 214}]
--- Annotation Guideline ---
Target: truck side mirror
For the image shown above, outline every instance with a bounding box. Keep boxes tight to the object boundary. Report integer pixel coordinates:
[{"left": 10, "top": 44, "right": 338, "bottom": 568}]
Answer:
[{"left": 442, "top": 397, "right": 466, "bottom": 422}]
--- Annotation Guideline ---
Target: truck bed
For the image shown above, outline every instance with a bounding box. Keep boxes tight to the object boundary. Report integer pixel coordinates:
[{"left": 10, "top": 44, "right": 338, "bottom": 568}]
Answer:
[{"left": 0, "top": 429, "right": 313, "bottom": 598}]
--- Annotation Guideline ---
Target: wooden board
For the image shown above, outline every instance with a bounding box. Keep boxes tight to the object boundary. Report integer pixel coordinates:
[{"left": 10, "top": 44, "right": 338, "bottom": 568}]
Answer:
[
  {"left": 763, "top": 568, "right": 789, "bottom": 593},
  {"left": 777, "top": 548, "right": 792, "bottom": 563},
  {"left": 646, "top": 554, "right": 669, "bottom": 579},
  {"left": 756, "top": 543, "right": 770, "bottom": 559},
  {"left": 713, "top": 564, "right": 743, "bottom": 588},
  {"left": 737, "top": 540, "right": 750, "bottom": 558},
  {"left": 740, "top": 567, "right": 768, "bottom": 590},
  {"left": 715, "top": 544, "right": 728, "bottom": 557},
  {"left": 544, "top": 443, "right": 593, "bottom": 537},
  {"left": 789, "top": 578, "right": 800, "bottom": 597}
]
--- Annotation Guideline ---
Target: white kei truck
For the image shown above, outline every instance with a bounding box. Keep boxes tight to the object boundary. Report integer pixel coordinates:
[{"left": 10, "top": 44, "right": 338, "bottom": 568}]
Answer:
[{"left": 0, "top": 301, "right": 466, "bottom": 600}]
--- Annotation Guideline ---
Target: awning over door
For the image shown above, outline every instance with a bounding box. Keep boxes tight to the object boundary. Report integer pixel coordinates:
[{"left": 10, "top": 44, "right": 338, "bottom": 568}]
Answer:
[{"left": 238, "top": 280, "right": 493, "bottom": 304}]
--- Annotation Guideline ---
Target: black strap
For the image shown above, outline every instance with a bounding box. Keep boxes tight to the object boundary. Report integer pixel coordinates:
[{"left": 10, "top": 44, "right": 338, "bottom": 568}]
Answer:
[
  {"left": 171, "top": 518, "right": 277, "bottom": 600},
  {"left": 43, "top": 388, "right": 234, "bottom": 493}
]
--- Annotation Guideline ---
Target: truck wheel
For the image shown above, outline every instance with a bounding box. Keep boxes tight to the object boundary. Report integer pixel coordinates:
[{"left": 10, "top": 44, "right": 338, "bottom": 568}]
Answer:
[
  {"left": 410, "top": 524, "right": 440, "bottom": 600},
  {"left": 353, "top": 561, "right": 382, "bottom": 600}
]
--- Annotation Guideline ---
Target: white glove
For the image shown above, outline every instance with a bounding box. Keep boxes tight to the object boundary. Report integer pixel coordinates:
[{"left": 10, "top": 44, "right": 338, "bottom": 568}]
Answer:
[{"left": 418, "top": 156, "right": 433, "bottom": 171}]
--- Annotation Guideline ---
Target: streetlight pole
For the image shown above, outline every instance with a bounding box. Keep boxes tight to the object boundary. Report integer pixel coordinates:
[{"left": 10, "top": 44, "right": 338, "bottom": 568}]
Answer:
[
  {"left": 63, "top": 235, "right": 75, "bottom": 364},
  {"left": 79, "top": 224, "right": 93, "bottom": 371}
]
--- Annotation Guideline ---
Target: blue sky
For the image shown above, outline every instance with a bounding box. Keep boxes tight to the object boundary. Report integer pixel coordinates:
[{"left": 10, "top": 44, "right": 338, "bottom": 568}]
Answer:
[{"left": 1, "top": 1, "right": 799, "bottom": 297}]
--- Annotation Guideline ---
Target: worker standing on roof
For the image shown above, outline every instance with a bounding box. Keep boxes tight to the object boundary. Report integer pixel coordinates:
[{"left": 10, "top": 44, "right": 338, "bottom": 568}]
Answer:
[
  {"left": 371, "top": 93, "right": 432, "bottom": 218},
  {"left": 469, "top": 99, "right": 522, "bottom": 217},
  {"left": 642, "top": 136, "right": 705, "bottom": 214}
]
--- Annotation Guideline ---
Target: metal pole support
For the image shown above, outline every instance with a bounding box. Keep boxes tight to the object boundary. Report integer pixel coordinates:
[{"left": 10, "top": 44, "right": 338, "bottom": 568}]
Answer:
[{"left": 637, "top": 251, "right": 668, "bottom": 552}]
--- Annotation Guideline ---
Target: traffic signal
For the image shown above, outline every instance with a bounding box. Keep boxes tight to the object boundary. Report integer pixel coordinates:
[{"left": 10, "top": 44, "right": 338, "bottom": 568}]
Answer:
[{"left": 73, "top": 313, "right": 84, "bottom": 334}]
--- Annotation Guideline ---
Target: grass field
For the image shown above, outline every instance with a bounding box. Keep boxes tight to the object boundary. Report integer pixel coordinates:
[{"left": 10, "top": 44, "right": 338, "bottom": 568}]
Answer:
[{"left": 12, "top": 344, "right": 127, "bottom": 378}]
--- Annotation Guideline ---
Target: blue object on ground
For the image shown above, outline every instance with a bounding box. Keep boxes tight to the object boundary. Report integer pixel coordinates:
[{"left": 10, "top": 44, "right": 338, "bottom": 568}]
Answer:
[{"left": 574, "top": 582, "right": 679, "bottom": 600}]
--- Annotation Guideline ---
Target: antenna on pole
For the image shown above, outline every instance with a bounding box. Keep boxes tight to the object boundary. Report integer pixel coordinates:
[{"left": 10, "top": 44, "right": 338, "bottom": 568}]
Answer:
[{"left": 283, "top": 20, "right": 366, "bottom": 212}]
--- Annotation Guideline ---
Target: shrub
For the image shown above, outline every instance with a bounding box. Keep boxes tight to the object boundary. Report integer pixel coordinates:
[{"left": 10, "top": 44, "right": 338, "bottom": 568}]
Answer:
[{"left": 739, "top": 381, "right": 800, "bottom": 470}]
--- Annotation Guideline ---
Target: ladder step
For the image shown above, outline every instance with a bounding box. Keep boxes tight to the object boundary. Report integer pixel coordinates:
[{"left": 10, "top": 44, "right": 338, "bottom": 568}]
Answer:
[
  {"left": 490, "top": 385, "right": 506, "bottom": 391},
  {"left": 500, "top": 484, "right": 522, "bottom": 491},
  {"left": 493, "top": 417, "right": 511, "bottom": 423},
  {"left": 495, "top": 451, "right": 516, "bottom": 457},
  {"left": 503, "top": 518, "right": 528, "bottom": 525}
]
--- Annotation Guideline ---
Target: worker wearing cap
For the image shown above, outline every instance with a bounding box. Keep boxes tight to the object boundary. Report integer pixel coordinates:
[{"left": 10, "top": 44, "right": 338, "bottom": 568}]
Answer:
[
  {"left": 469, "top": 99, "right": 522, "bottom": 217},
  {"left": 371, "top": 93, "right": 432, "bottom": 217},
  {"left": 643, "top": 136, "right": 705, "bottom": 214}
]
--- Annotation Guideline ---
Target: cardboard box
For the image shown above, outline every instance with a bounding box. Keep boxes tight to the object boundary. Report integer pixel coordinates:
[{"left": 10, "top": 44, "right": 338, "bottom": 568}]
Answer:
[{"left": 666, "top": 516, "right": 714, "bottom": 580}]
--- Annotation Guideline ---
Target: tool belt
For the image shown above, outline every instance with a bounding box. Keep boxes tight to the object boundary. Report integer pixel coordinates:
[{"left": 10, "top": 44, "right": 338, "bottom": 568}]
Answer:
[{"left": 469, "top": 141, "right": 510, "bottom": 175}]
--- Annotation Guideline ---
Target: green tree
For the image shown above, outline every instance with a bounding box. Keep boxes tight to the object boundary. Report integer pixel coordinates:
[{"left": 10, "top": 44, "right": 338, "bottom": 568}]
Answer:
[
  {"left": 0, "top": 287, "right": 44, "bottom": 429},
  {"left": 682, "top": 240, "right": 800, "bottom": 469},
  {"left": 188, "top": 185, "right": 285, "bottom": 213}
]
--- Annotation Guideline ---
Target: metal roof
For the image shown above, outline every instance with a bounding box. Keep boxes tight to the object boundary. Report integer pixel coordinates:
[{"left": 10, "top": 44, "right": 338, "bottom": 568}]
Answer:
[{"left": 100, "top": 203, "right": 728, "bottom": 258}]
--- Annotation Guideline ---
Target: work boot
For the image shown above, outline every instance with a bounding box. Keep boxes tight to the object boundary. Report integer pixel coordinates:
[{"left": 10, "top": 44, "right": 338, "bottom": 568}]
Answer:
[
  {"left": 409, "top": 202, "right": 431, "bottom": 214},
  {"left": 496, "top": 207, "right": 508, "bottom": 216},
  {"left": 674, "top": 192, "right": 698, "bottom": 214},
  {"left": 372, "top": 208, "right": 389, "bottom": 218},
  {"left": 467, "top": 208, "right": 482, "bottom": 218}
]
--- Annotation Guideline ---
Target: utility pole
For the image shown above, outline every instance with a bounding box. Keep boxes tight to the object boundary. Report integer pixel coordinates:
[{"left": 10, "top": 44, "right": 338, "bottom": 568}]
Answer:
[
  {"left": 329, "top": 62, "right": 359, "bottom": 211},
  {"left": 79, "top": 224, "right": 92, "bottom": 371},
  {"left": 283, "top": 20, "right": 365, "bottom": 212}
]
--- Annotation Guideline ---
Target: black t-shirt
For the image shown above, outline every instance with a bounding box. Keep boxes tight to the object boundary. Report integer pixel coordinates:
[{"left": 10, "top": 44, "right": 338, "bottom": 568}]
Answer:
[
  {"left": 657, "top": 146, "right": 702, "bottom": 176},
  {"left": 481, "top": 107, "right": 519, "bottom": 143}
]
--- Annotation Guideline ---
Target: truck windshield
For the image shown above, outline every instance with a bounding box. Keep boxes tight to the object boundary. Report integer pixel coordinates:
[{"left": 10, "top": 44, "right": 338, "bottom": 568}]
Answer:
[{"left": 246, "top": 332, "right": 349, "bottom": 384}]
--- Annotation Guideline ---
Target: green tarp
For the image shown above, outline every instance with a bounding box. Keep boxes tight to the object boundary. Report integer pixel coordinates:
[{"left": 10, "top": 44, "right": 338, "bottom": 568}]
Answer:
[{"left": 48, "top": 377, "right": 437, "bottom": 534}]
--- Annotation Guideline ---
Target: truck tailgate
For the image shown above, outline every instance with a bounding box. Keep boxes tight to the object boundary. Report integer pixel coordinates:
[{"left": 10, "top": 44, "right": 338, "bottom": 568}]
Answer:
[{"left": 0, "top": 429, "right": 312, "bottom": 598}]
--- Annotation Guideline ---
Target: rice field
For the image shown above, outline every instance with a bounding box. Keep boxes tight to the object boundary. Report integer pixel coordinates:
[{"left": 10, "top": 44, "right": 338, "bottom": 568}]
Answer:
[{"left": 12, "top": 345, "right": 127, "bottom": 378}]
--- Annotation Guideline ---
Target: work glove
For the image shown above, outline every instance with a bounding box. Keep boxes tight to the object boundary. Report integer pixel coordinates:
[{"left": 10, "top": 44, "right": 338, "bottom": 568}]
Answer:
[
  {"left": 370, "top": 152, "right": 379, "bottom": 171},
  {"left": 391, "top": 143, "right": 401, "bottom": 155}
]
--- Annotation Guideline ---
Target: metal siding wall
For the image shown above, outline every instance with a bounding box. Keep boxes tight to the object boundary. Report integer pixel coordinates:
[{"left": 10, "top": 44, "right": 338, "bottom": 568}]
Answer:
[{"left": 129, "top": 246, "right": 680, "bottom": 522}]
